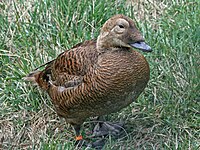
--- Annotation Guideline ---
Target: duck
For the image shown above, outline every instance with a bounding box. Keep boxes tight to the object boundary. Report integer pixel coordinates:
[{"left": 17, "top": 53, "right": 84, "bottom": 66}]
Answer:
[{"left": 24, "top": 14, "right": 152, "bottom": 146}]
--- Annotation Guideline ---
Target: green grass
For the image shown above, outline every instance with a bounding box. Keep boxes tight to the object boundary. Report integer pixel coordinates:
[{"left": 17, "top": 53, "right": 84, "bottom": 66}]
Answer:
[{"left": 0, "top": 0, "right": 199, "bottom": 149}]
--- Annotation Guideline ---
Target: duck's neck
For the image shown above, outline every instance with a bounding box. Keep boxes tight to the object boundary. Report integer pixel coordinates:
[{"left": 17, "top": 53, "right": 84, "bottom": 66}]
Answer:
[
  {"left": 97, "top": 34, "right": 109, "bottom": 53},
  {"left": 97, "top": 35, "right": 130, "bottom": 54}
]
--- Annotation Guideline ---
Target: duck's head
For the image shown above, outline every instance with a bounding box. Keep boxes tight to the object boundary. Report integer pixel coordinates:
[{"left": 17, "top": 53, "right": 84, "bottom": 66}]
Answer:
[{"left": 97, "top": 14, "right": 152, "bottom": 53}]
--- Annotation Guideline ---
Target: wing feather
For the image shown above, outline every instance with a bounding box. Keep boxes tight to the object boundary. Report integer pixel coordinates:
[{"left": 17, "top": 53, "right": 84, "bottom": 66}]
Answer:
[{"left": 45, "top": 40, "right": 97, "bottom": 88}]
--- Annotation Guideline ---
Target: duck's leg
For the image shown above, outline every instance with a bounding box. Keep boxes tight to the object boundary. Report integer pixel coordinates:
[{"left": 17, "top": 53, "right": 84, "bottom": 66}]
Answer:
[
  {"left": 73, "top": 124, "right": 86, "bottom": 147},
  {"left": 74, "top": 124, "right": 82, "bottom": 140}
]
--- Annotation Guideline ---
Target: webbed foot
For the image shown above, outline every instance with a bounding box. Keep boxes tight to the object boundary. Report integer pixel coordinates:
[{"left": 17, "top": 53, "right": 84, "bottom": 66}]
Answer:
[{"left": 92, "top": 121, "right": 124, "bottom": 137}]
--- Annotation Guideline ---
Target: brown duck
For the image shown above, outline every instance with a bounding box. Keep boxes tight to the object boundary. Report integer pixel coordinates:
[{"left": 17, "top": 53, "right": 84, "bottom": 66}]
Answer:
[{"left": 24, "top": 14, "right": 152, "bottom": 144}]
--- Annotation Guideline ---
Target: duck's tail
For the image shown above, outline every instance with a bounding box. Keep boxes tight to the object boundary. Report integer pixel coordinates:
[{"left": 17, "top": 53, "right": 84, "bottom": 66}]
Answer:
[
  {"left": 23, "top": 70, "right": 50, "bottom": 91},
  {"left": 23, "top": 70, "right": 41, "bottom": 83}
]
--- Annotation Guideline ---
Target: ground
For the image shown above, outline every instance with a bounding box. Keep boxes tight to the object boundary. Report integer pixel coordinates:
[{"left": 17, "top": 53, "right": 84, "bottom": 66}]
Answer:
[{"left": 0, "top": 0, "right": 199, "bottom": 149}]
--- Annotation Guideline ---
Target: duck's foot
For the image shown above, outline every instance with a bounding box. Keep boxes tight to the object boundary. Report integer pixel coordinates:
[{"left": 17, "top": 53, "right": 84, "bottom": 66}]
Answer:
[
  {"left": 74, "top": 122, "right": 124, "bottom": 149},
  {"left": 83, "top": 122, "right": 124, "bottom": 149},
  {"left": 74, "top": 135, "right": 88, "bottom": 148},
  {"left": 92, "top": 121, "right": 124, "bottom": 138},
  {"left": 86, "top": 138, "right": 106, "bottom": 150}
]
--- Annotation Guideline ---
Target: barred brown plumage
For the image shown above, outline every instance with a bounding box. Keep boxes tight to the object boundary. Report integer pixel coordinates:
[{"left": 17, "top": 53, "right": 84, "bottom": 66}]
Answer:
[{"left": 24, "top": 14, "right": 152, "bottom": 146}]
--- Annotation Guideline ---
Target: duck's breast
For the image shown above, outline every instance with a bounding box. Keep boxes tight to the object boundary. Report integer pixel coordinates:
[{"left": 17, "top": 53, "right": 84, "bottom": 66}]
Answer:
[{"left": 90, "top": 50, "right": 150, "bottom": 114}]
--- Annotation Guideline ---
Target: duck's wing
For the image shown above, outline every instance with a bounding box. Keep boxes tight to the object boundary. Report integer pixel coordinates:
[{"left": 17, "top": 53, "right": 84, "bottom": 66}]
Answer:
[
  {"left": 45, "top": 39, "right": 97, "bottom": 88},
  {"left": 24, "top": 39, "right": 97, "bottom": 90}
]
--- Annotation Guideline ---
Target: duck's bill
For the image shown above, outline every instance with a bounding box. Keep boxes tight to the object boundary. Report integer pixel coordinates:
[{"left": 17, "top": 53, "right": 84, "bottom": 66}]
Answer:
[{"left": 130, "top": 42, "right": 152, "bottom": 52}]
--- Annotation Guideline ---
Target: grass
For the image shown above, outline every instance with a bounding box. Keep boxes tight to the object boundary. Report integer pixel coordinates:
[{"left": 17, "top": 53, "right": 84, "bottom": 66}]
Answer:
[{"left": 0, "top": 0, "right": 199, "bottom": 149}]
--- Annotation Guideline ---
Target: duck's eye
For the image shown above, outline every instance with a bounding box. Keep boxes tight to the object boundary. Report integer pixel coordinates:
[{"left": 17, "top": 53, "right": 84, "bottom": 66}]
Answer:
[{"left": 118, "top": 25, "right": 125, "bottom": 28}]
